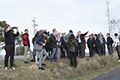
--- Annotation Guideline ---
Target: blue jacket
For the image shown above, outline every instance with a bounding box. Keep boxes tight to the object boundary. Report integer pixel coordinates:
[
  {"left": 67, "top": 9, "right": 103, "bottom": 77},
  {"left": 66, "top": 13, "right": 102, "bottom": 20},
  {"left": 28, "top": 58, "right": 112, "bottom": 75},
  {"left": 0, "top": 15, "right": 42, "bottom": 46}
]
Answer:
[{"left": 36, "top": 34, "right": 45, "bottom": 49}]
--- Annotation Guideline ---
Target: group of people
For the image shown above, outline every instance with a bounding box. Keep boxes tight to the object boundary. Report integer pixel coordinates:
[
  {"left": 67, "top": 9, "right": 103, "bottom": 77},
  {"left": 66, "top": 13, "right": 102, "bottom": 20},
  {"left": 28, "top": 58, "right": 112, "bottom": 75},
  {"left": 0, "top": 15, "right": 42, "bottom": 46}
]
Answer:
[{"left": 4, "top": 25, "right": 120, "bottom": 70}]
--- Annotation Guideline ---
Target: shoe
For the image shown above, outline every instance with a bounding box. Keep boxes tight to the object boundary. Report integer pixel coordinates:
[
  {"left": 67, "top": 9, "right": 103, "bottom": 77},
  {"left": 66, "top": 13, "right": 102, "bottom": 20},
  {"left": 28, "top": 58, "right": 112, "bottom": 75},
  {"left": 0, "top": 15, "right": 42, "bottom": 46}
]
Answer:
[
  {"left": 31, "top": 59, "right": 35, "bottom": 62},
  {"left": 11, "top": 66, "right": 15, "bottom": 70},
  {"left": 118, "top": 60, "right": 120, "bottom": 62},
  {"left": 24, "top": 61, "right": 30, "bottom": 63},
  {"left": 42, "top": 63, "right": 46, "bottom": 66},
  {"left": 39, "top": 67, "right": 45, "bottom": 70},
  {"left": 4, "top": 67, "right": 8, "bottom": 70}
]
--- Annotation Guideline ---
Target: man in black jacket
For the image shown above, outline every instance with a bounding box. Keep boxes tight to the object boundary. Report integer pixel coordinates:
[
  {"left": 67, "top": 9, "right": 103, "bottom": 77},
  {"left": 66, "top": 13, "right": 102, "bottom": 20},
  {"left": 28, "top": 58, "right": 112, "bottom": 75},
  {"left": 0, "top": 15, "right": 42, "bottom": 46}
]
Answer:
[
  {"left": 4, "top": 26, "right": 19, "bottom": 70},
  {"left": 87, "top": 34, "right": 94, "bottom": 57},
  {"left": 76, "top": 31, "right": 89, "bottom": 58},
  {"left": 49, "top": 31, "right": 60, "bottom": 63},
  {"left": 106, "top": 33, "right": 114, "bottom": 55}
]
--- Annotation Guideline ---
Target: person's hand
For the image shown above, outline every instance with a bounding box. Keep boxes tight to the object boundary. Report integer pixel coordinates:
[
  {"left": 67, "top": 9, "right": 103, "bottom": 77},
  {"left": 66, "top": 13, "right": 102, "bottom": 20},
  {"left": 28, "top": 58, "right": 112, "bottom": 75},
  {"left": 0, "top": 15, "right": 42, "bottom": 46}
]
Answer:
[
  {"left": 114, "top": 47, "right": 116, "bottom": 50},
  {"left": 17, "top": 27, "right": 19, "bottom": 32},
  {"left": 93, "top": 45, "right": 95, "bottom": 47},
  {"left": 87, "top": 31, "right": 89, "bottom": 33},
  {"left": 45, "top": 40, "right": 47, "bottom": 42},
  {"left": 7, "top": 26, "right": 11, "bottom": 31},
  {"left": 42, "top": 43, "right": 46, "bottom": 46},
  {"left": 58, "top": 40, "right": 60, "bottom": 42}
]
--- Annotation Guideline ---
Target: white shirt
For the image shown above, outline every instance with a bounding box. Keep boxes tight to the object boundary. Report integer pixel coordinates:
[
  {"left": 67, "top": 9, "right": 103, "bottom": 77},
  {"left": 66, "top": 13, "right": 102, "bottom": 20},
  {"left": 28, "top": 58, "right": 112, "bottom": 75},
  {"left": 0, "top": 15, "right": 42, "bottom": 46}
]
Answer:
[
  {"left": 114, "top": 36, "right": 120, "bottom": 47},
  {"left": 78, "top": 35, "right": 81, "bottom": 43}
]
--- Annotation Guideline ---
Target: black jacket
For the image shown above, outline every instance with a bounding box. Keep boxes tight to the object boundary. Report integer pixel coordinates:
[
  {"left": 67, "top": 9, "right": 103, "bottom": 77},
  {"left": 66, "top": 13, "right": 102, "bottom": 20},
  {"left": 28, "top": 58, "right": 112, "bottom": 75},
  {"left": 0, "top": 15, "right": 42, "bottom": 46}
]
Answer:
[
  {"left": 93, "top": 37, "right": 100, "bottom": 47},
  {"left": 4, "top": 30, "right": 19, "bottom": 45},
  {"left": 107, "top": 37, "right": 114, "bottom": 46},
  {"left": 49, "top": 34, "right": 58, "bottom": 48},
  {"left": 76, "top": 32, "right": 88, "bottom": 44},
  {"left": 87, "top": 38, "right": 94, "bottom": 49}
]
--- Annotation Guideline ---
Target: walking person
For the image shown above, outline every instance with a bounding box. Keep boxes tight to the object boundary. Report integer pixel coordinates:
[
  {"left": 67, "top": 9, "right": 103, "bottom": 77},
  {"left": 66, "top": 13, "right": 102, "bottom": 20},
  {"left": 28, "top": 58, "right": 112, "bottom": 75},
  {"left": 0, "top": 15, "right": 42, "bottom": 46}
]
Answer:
[
  {"left": 106, "top": 33, "right": 114, "bottom": 55},
  {"left": 76, "top": 31, "right": 89, "bottom": 58},
  {"left": 49, "top": 30, "right": 60, "bottom": 63},
  {"left": 22, "top": 29, "right": 34, "bottom": 63},
  {"left": 114, "top": 33, "right": 120, "bottom": 62},
  {"left": 67, "top": 34, "right": 78, "bottom": 68},
  {"left": 4, "top": 26, "right": 19, "bottom": 70},
  {"left": 87, "top": 34, "right": 94, "bottom": 57},
  {"left": 35, "top": 31, "right": 48, "bottom": 70}
]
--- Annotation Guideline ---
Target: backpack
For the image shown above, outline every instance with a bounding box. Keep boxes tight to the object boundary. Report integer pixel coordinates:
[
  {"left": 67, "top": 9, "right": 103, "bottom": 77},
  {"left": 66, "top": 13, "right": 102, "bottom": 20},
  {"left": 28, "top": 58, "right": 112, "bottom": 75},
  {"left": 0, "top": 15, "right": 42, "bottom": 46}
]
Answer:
[{"left": 22, "top": 34, "right": 28, "bottom": 45}]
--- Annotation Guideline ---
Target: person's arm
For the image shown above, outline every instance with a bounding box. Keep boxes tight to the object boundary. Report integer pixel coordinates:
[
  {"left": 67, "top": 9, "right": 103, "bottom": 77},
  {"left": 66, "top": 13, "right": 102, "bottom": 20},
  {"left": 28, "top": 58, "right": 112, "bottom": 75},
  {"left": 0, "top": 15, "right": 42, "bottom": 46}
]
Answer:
[
  {"left": 13, "top": 27, "right": 19, "bottom": 37},
  {"left": 36, "top": 35, "right": 43, "bottom": 45},
  {"left": 83, "top": 31, "right": 89, "bottom": 36},
  {"left": 67, "top": 41, "right": 70, "bottom": 48},
  {"left": 74, "top": 40, "right": 78, "bottom": 47},
  {"left": 115, "top": 38, "right": 119, "bottom": 47},
  {"left": 50, "top": 35, "right": 58, "bottom": 44}
]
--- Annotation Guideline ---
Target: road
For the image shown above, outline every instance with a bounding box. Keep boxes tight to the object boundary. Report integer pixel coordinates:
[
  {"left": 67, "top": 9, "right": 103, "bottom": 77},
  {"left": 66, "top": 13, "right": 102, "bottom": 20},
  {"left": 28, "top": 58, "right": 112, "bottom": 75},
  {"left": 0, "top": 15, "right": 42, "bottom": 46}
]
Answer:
[{"left": 90, "top": 66, "right": 120, "bottom": 80}]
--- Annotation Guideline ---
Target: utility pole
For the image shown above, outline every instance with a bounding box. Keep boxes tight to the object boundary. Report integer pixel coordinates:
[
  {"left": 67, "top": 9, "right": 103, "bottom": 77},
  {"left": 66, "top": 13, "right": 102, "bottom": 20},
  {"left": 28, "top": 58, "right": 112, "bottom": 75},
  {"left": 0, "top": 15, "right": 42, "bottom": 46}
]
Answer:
[
  {"left": 107, "top": 0, "right": 111, "bottom": 34},
  {"left": 32, "top": 17, "right": 38, "bottom": 35}
]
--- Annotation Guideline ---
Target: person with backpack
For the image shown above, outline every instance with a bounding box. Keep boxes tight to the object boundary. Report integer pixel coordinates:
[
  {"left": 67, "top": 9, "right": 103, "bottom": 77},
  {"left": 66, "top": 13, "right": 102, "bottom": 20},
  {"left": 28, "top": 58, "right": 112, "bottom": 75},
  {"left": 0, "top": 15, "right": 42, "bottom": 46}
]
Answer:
[
  {"left": 114, "top": 33, "right": 120, "bottom": 62},
  {"left": 22, "top": 29, "right": 34, "bottom": 63},
  {"left": 67, "top": 34, "right": 78, "bottom": 68}
]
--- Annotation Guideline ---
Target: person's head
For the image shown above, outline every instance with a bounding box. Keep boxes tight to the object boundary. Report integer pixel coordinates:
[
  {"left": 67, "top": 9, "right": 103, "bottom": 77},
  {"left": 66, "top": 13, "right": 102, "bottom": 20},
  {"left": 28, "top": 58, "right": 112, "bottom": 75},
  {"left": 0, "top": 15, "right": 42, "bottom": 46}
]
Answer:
[
  {"left": 34, "top": 31, "right": 41, "bottom": 38},
  {"left": 69, "top": 30, "right": 73, "bottom": 34},
  {"left": 25, "top": 29, "right": 29, "bottom": 33},
  {"left": 6, "top": 25, "right": 11, "bottom": 31},
  {"left": 94, "top": 34, "right": 98, "bottom": 38},
  {"left": 89, "top": 34, "right": 92, "bottom": 38},
  {"left": 57, "top": 32, "right": 61, "bottom": 37},
  {"left": 77, "top": 31, "right": 81, "bottom": 35},
  {"left": 54, "top": 31, "right": 58, "bottom": 36},
  {"left": 43, "top": 31, "right": 48, "bottom": 37},
  {"left": 52, "top": 28, "right": 56, "bottom": 33},
  {"left": 69, "top": 34, "right": 75, "bottom": 40},
  {"left": 62, "top": 33, "right": 66, "bottom": 36},
  {"left": 106, "top": 33, "right": 110, "bottom": 37},
  {"left": 99, "top": 33, "right": 102, "bottom": 37},
  {"left": 114, "top": 33, "right": 118, "bottom": 37}
]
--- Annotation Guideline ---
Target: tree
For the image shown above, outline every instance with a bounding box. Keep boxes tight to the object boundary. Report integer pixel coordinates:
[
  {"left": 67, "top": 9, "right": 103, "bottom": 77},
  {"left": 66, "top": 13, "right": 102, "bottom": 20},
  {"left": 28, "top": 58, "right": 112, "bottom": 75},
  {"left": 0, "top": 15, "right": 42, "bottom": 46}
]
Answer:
[{"left": 0, "top": 21, "right": 9, "bottom": 50}]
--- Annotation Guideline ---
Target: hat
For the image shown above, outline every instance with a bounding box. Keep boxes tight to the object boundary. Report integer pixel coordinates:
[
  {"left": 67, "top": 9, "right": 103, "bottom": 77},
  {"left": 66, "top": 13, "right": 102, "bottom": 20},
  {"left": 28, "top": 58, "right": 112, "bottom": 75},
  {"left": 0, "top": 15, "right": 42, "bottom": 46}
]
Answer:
[{"left": 43, "top": 31, "right": 48, "bottom": 35}]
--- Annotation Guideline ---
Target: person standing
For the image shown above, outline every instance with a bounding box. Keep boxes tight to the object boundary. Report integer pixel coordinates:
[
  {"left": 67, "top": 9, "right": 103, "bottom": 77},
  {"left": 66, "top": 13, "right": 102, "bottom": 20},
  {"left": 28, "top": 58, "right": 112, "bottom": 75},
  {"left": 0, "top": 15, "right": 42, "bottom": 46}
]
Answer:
[
  {"left": 4, "top": 26, "right": 19, "bottom": 70},
  {"left": 67, "top": 34, "right": 78, "bottom": 68},
  {"left": 49, "top": 30, "right": 60, "bottom": 63},
  {"left": 106, "top": 33, "right": 114, "bottom": 55},
  {"left": 87, "top": 34, "right": 94, "bottom": 57},
  {"left": 114, "top": 33, "right": 120, "bottom": 62},
  {"left": 35, "top": 31, "right": 48, "bottom": 70},
  {"left": 76, "top": 31, "right": 89, "bottom": 58},
  {"left": 22, "top": 29, "right": 33, "bottom": 63},
  {"left": 99, "top": 33, "right": 106, "bottom": 56}
]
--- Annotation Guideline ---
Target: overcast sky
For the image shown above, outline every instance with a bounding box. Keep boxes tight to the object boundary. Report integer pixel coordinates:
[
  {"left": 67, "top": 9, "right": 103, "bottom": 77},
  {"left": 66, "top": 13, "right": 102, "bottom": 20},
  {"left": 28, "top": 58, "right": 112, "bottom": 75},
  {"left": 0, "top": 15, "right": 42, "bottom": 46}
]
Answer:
[{"left": 0, "top": 0, "right": 120, "bottom": 55}]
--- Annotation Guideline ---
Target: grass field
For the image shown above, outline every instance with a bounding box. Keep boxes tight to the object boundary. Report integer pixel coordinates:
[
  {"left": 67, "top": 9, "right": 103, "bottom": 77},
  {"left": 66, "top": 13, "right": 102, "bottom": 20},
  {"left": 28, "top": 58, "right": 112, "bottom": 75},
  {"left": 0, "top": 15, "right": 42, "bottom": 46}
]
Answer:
[{"left": 0, "top": 53, "right": 120, "bottom": 80}]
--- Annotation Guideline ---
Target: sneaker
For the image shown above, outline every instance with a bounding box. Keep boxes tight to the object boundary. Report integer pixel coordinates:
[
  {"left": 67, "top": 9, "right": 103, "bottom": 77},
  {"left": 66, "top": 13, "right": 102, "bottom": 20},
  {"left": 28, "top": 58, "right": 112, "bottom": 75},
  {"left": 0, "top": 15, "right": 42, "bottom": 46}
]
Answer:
[
  {"left": 4, "top": 67, "right": 8, "bottom": 70},
  {"left": 31, "top": 59, "right": 35, "bottom": 62},
  {"left": 24, "top": 61, "right": 30, "bottom": 63},
  {"left": 42, "top": 63, "right": 46, "bottom": 66},
  {"left": 118, "top": 60, "right": 120, "bottom": 62},
  {"left": 39, "top": 67, "right": 45, "bottom": 70},
  {"left": 11, "top": 66, "right": 15, "bottom": 70}
]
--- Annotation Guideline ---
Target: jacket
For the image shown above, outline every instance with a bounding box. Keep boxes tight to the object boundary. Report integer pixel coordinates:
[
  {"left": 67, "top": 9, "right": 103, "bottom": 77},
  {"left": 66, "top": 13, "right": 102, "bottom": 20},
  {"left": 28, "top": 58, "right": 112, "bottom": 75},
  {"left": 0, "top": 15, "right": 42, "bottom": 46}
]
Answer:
[
  {"left": 107, "top": 37, "right": 114, "bottom": 46},
  {"left": 4, "top": 30, "right": 19, "bottom": 45},
  {"left": 49, "top": 34, "right": 58, "bottom": 48},
  {"left": 76, "top": 32, "right": 88, "bottom": 44},
  {"left": 22, "top": 33, "right": 30, "bottom": 47},
  {"left": 67, "top": 39, "right": 78, "bottom": 53},
  {"left": 87, "top": 38, "right": 94, "bottom": 49}
]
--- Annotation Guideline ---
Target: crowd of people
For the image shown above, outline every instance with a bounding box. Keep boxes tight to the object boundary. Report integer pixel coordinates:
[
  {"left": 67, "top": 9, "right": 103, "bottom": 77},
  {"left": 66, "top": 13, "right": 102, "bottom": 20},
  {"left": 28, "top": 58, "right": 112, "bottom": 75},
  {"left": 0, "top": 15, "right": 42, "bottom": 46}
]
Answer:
[{"left": 3, "top": 25, "right": 120, "bottom": 70}]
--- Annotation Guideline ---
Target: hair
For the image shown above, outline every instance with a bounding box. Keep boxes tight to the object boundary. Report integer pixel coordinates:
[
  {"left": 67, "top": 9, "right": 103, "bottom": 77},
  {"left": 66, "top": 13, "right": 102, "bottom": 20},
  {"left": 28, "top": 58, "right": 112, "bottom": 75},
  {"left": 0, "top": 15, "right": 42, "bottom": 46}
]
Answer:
[
  {"left": 25, "top": 29, "right": 28, "bottom": 32},
  {"left": 52, "top": 28, "right": 56, "bottom": 32},
  {"left": 69, "top": 30, "right": 73, "bottom": 33},
  {"left": 114, "top": 33, "right": 118, "bottom": 36},
  {"left": 69, "top": 34, "right": 75, "bottom": 39},
  {"left": 94, "top": 34, "right": 98, "bottom": 37},
  {"left": 107, "top": 33, "right": 110, "bottom": 35},
  {"left": 34, "top": 31, "right": 41, "bottom": 39},
  {"left": 43, "top": 31, "right": 48, "bottom": 35}
]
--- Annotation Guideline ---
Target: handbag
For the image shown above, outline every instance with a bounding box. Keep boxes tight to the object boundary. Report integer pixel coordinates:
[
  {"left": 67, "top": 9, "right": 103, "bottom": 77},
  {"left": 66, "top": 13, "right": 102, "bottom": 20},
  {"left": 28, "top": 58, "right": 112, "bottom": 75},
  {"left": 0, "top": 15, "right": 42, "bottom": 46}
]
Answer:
[{"left": 34, "top": 41, "right": 43, "bottom": 51}]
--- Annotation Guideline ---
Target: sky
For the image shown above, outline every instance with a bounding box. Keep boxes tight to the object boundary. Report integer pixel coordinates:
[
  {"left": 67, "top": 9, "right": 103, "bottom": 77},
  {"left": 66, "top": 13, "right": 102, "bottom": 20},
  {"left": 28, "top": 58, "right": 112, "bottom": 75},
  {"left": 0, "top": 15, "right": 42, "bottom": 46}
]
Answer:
[{"left": 0, "top": 0, "right": 120, "bottom": 55}]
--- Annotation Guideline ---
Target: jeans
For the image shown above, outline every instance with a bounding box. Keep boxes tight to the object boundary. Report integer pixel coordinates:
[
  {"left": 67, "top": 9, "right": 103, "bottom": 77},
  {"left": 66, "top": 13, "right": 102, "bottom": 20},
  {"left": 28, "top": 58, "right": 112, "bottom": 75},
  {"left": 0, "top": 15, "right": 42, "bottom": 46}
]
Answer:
[
  {"left": 107, "top": 46, "right": 113, "bottom": 55},
  {"left": 32, "top": 49, "right": 36, "bottom": 60},
  {"left": 116, "top": 45, "right": 120, "bottom": 60},
  {"left": 51, "top": 47, "right": 58, "bottom": 62}
]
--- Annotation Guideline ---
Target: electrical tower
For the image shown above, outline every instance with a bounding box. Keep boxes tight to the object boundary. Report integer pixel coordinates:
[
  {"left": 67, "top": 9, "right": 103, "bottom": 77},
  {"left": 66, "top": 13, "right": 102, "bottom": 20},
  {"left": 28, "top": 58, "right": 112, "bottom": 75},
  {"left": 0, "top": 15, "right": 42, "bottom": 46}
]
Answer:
[{"left": 32, "top": 17, "right": 38, "bottom": 35}]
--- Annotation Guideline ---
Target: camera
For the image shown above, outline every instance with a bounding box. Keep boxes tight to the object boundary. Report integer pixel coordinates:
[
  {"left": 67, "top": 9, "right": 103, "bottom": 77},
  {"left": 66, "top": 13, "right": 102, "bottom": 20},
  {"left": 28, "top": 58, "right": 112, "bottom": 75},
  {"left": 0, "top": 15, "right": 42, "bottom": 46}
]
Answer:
[{"left": 12, "top": 27, "right": 17, "bottom": 29}]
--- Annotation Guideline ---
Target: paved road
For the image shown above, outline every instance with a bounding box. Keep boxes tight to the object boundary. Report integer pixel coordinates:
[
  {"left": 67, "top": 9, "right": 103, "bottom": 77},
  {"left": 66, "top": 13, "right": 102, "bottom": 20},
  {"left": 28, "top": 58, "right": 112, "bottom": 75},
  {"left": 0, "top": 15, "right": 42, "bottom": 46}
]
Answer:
[{"left": 90, "top": 66, "right": 120, "bottom": 80}]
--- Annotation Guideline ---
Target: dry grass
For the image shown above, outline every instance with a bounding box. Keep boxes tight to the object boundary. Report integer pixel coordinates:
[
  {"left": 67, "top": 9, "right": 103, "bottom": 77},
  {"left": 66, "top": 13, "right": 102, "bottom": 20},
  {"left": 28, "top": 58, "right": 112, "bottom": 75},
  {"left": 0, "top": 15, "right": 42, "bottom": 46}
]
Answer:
[{"left": 0, "top": 54, "right": 119, "bottom": 80}]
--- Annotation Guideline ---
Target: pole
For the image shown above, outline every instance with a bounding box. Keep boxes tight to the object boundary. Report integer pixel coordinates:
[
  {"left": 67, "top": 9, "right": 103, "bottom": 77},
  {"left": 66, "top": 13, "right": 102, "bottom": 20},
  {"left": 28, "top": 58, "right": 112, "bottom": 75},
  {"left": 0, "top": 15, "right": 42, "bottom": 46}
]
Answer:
[
  {"left": 32, "top": 17, "right": 38, "bottom": 36},
  {"left": 107, "top": 0, "right": 111, "bottom": 34}
]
